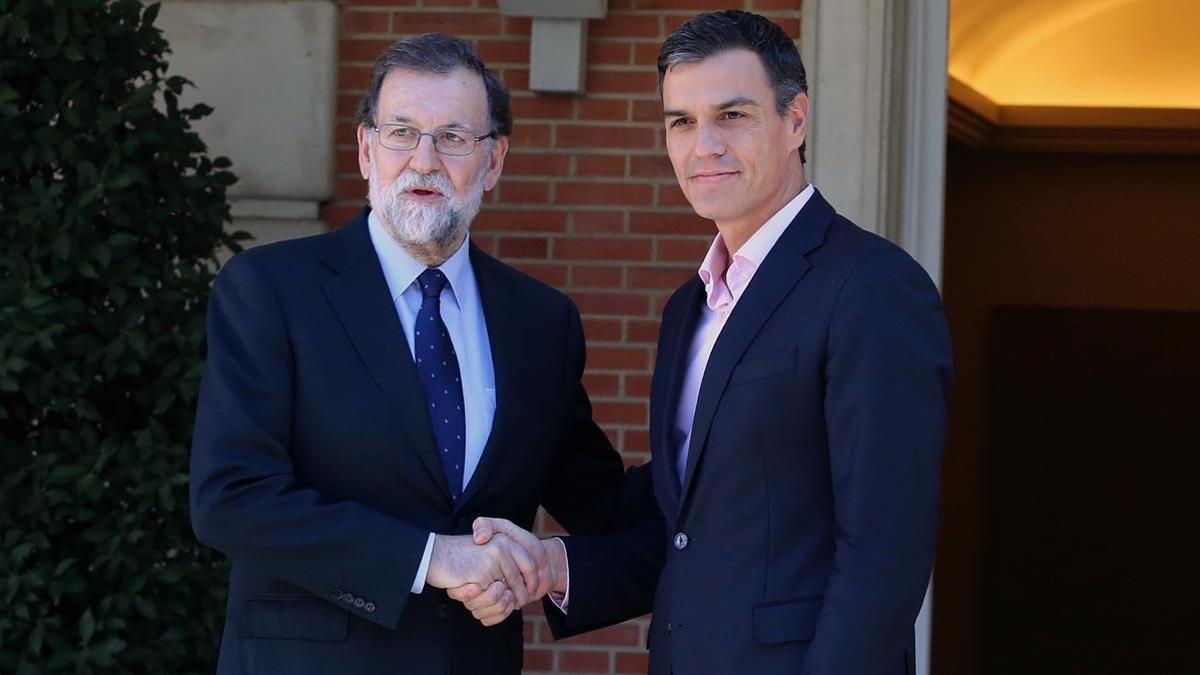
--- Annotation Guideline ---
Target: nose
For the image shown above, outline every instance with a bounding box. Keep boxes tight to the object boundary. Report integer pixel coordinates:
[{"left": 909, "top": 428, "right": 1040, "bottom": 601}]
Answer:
[
  {"left": 407, "top": 133, "right": 443, "bottom": 174},
  {"left": 694, "top": 121, "right": 726, "bottom": 158}
]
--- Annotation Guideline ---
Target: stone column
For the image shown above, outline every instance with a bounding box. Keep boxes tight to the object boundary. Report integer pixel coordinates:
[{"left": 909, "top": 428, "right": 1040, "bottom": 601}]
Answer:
[{"left": 157, "top": 0, "right": 339, "bottom": 247}]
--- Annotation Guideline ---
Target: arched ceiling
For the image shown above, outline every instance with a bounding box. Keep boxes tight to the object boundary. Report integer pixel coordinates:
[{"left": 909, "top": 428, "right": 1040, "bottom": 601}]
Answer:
[{"left": 950, "top": 0, "right": 1200, "bottom": 109}]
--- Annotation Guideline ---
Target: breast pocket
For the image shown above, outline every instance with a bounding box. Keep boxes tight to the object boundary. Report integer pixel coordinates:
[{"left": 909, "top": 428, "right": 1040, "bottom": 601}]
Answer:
[{"left": 729, "top": 347, "right": 799, "bottom": 387}]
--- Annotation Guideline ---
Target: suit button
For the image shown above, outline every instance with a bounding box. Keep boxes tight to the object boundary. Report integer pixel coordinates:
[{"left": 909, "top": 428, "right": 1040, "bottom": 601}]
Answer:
[
  {"left": 354, "top": 597, "right": 365, "bottom": 608},
  {"left": 342, "top": 594, "right": 355, "bottom": 605},
  {"left": 434, "top": 602, "right": 451, "bottom": 620},
  {"left": 330, "top": 589, "right": 344, "bottom": 602},
  {"left": 673, "top": 532, "right": 689, "bottom": 550},
  {"left": 365, "top": 602, "right": 376, "bottom": 613},
  {"left": 666, "top": 621, "right": 672, "bottom": 633}
]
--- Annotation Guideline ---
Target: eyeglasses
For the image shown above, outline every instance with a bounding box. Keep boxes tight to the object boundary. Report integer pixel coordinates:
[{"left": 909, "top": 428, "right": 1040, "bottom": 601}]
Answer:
[{"left": 372, "top": 123, "right": 498, "bottom": 156}]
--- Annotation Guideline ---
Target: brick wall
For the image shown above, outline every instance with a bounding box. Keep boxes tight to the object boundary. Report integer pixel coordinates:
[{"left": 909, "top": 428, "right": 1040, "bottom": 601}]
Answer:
[{"left": 327, "top": 1, "right": 803, "bottom": 672}]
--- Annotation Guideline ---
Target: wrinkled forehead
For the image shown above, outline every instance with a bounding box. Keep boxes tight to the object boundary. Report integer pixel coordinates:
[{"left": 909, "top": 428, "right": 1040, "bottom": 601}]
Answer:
[{"left": 376, "top": 67, "right": 490, "bottom": 129}]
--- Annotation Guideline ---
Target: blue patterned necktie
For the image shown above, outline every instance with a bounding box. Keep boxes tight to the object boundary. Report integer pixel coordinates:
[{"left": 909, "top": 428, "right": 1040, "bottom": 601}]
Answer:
[{"left": 414, "top": 269, "right": 466, "bottom": 501}]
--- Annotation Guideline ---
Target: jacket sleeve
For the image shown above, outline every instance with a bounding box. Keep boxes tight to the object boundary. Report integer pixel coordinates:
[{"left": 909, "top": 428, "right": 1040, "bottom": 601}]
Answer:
[
  {"left": 802, "top": 249, "right": 953, "bottom": 674},
  {"left": 189, "top": 252, "right": 430, "bottom": 630}
]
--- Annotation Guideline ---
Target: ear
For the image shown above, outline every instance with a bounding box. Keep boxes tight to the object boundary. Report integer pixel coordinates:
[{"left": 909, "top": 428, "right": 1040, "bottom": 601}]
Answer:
[
  {"left": 482, "top": 135, "right": 509, "bottom": 192},
  {"left": 788, "top": 92, "right": 810, "bottom": 152},
  {"left": 357, "top": 124, "right": 372, "bottom": 180}
]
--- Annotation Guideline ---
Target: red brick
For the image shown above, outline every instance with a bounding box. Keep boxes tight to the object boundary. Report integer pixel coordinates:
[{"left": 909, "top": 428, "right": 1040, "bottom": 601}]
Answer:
[
  {"left": 555, "top": 237, "right": 652, "bottom": 261},
  {"left": 629, "top": 154, "right": 674, "bottom": 179},
  {"left": 336, "top": 121, "right": 361, "bottom": 145},
  {"left": 474, "top": 208, "right": 567, "bottom": 232},
  {"left": 339, "top": 65, "right": 373, "bottom": 91},
  {"left": 616, "top": 651, "right": 651, "bottom": 673},
  {"left": 337, "top": 93, "right": 362, "bottom": 118},
  {"left": 630, "top": 210, "right": 711, "bottom": 235},
  {"left": 561, "top": 622, "right": 642, "bottom": 646},
  {"left": 511, "top": 123, "right": 552, "bottom": 147},
  {"left": 632, "top": 99, "right": 665, "bottom": 123},
  {"left": 502, "top": 15, "right": 532, "bottom": 36},
  {"left": 502, "top": 67, "right": 530, "bottom": 91},
  {"left": 578, "top": 98, "right": 630, "bottom": 121},
  {"left": 320, "top": 202, "right": 363, "bottom": 228},
  {"left": 523, "top": 648, "right": 554, "bottom": 671},
  {"left": 391, "top": 11, "right": 501, "bottom": 35},
  {"left": 587, "top": 41, "right": 633, "bottom": 65},
  {"left": 557, "top": 124, "right": 655, "bottom": 149},
  {"left": 571, "top": 264, "right": 624, "bottom": 288},
  {"left": 751, "top": 0, "right": 807, "bottom": 13},
  {"left": 587, "top": 69, "right": 659, "bottom": 94},
  {"left": 583, "top": 373, "right": 620, "bottom": 397},
  {"left": 575, "top": 292, "right": 652, "bottom": 319},
  {"left": 627, "top": 318, "right": 662, "bottom": 345},
  {"left": 596, "top": 399, "right": 649, "bottom": 425},
  {"left": 477, "top": 39, "right": 530, "bottom": 65},
  {"left": 634, "top": 42, "right": 663, "bottom": 66},
  {"left": 342, "top": 10, "right": 390, "bottom": 35},
  {"left": 498, "top": 236, "right": 548, "bottom": 259},
  {"left": 503, "top": 152, "right": 570, "bottom": 176},
  {"left": 574, "top": 210, "right": 626, "bottom": 234},
  {"left": 575, "top": 154, "right": 627, "bottom": 177},
  {"left": 523, "top": 619, "right": 537, "bottom": 642},
  {"left": 638, "top": 0, "right": 736, "bottom": 8},
  {"left": 591, "top": 15, "right": 661, "bottom": 39},
  {"left": 339, "top": 38, "right": 393, "bottom": 63},
  {"left": 335, "top": 149, "right": 362, "bottom": 175},
  {"left": 628, "top": 265, "right": 694, "bottom": 289},
  {"left": 657, "top": 182, "right": 692, "bottom": 207},
  {"left": 655, "top": 236, "right": 710, "bottom": 262},
  {"left": 559, "top": 649, "right": 611, "bottom": 673},
  {"left": 625, "top": 429, "right": 652, "bottom": 453},
  {"left": 512, "top": 94, "right": 575, "bottom": 120},
  {"left": 511, "top": 262, "right": 567, "bottom": 287},
  {"left": 343, "top": 0, "right": 414, "bottom": 5},
  {"left": 558, "top": 181, "right": 652, "bottom": 206},
  {"left": 422, "top": 0, "right": 473, "bottom": 7},
  {"left": 499, "top": 180, "right": 550, "bottom": 204},
  {"left": 335, "top": 176, "right": 367, "bottom": 200},
  {"left": 626, "top": 373, "right": 653, "bottom": 397},
  {"left": 583, "top": 317, "right": 623, "bottom": 342}
]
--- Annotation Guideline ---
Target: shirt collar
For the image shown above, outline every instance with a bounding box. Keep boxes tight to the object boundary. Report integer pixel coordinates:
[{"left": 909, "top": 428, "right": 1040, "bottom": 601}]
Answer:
[
  {"left": 697, "top": 184, "right": 815, "bottom": 309},
  {"left": 367, "top": 209, "right": 470, "bottom": 309}
]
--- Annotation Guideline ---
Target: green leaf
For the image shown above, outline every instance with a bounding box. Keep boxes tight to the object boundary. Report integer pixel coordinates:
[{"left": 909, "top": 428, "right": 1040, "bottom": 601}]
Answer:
[{"left": 79, "top": 608, "right": 95, "bottom": 645}]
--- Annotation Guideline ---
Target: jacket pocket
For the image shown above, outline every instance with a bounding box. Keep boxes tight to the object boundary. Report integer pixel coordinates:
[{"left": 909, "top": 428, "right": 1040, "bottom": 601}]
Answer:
[
  {"left": 238, "top": 598, "right": 349, "bottom": 642},
  {"left": 729, "top": 347, "right": 798, "bottom": 387},
  {"left": 752, "top": 596, "right": 821, "bottom": 645}
]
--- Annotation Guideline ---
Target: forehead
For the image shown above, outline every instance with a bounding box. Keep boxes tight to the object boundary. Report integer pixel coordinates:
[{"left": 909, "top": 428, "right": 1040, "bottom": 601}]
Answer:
[
  {"left": 662, "top": 49, "right": 773, "bottom": 110},
  {"left": 376, "top": 67, "right": 489, "bottom": 126}
]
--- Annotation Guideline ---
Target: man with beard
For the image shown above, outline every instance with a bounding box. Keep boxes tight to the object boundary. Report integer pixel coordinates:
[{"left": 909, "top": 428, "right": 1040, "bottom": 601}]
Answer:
[{"left": 189, "top": 34, "right": 647, "bottom": 675}]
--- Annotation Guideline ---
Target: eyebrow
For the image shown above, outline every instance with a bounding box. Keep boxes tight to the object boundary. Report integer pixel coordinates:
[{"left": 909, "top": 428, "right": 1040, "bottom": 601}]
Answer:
[
  {"left": 386, "top": 115, "right": 474, "bottom": 131},
  {"left": 662, "top": 96, "right": 763, "bottom": 118}
]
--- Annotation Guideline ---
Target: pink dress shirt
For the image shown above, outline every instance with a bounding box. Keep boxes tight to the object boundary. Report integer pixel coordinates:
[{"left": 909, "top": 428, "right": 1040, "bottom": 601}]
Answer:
[{"left": 672, "top": 184, "right": 815, "bottom": 484}]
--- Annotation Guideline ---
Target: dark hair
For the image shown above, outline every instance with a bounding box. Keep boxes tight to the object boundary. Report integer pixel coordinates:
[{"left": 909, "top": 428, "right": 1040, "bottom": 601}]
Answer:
[
  {"left": 356, "top": 33, "right": 513, "bottom": 137},
  {"left": 658, "top": 10, "right": 807, "bottom": 162}
]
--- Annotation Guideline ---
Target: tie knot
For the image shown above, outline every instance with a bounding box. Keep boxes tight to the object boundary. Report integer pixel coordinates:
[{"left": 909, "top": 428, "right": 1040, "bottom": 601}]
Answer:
[{"left": 417, "top": 268, "right": 448, "bottom": 301}]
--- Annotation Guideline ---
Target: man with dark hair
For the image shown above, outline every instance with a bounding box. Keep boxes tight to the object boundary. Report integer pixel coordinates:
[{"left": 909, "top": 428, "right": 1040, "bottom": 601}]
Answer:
[
  {"left": 459, "top": 11, "right": 952, "bottom": 674},
  {"left": 189, "top": 33, "right": 646, "bottom": 674}
]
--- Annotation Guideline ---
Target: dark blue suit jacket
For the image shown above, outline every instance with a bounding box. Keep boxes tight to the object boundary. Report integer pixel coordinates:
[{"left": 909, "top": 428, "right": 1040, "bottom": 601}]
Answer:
[
  {"left": 548, "top": 191, "right": 953, "bottom": 674},
  {"left": 190, "top": 209, "right": 649, "bottom": 674}
]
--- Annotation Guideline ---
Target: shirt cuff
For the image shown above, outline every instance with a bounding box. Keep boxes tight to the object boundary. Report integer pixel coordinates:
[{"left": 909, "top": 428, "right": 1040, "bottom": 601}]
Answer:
[
  {"left": 410, "top": 532, "right": 437, "bottom": 594},
  {"left": 548, "top": 536, "right": 569, "bottom": 613}
]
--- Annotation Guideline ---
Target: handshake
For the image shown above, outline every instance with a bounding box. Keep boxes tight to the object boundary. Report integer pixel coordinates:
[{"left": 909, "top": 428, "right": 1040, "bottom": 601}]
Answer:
[{"left": 425, "top": 517, "right": 567, "bottom": 626}]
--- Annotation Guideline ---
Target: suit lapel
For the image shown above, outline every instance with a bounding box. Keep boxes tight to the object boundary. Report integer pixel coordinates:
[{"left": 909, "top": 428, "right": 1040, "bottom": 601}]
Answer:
[
  {"left": 650, "top": 278, "right": 705, "bottom": 509},
  {"left": 454, "top": 244, "right": 525, "bottom": 511},
  {"left": 321, "top": 210, "right": 453, "bottom": 503},
  {"left": 677, "top": 193, "right": 836, "bottom": 506}
]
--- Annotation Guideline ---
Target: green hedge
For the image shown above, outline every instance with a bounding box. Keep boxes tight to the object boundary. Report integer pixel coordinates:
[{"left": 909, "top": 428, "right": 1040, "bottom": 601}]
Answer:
[{"left": 1, "top": 1, "right": 245, "bottom": 672}]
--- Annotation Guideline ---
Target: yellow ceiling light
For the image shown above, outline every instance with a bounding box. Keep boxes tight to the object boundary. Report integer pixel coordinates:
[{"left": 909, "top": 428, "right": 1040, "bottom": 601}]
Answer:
[{"left": 950, "top": 0, "right": 1200, "bottom": 109}]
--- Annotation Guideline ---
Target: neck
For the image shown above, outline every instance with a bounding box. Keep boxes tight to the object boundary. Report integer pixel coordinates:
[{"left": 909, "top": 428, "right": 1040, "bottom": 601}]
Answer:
[
  {"left": 716, "top": 171, "right": 808, "bottom": 255},
  {"left": 399, "top": 229, "right": 468, "bottom": 267}
]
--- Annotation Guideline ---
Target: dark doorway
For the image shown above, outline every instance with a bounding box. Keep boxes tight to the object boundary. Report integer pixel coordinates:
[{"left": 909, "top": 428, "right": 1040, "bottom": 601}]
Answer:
[{"left": 981, "top": 307, "right": 1199, "bottom": 674}]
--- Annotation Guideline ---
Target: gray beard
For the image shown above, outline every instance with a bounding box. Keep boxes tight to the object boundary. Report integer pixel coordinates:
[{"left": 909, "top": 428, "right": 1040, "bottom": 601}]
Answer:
[{"left": 368, "top": 163, "right": 487, "bottom": 250}]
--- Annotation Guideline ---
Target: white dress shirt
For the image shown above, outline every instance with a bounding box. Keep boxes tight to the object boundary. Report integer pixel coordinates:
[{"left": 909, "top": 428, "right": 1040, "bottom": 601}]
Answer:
[{"left": 368, "top": 211, "right": 496, "bottom": 593}]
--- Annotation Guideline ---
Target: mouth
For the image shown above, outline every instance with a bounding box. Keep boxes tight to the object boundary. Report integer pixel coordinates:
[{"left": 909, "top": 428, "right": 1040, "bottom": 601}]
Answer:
[{"left": 689, "top": 170, "right": 739, "bottom": 184}]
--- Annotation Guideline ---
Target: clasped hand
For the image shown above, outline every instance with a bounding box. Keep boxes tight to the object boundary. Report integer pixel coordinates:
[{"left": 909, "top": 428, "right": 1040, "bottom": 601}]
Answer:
[{"left": 425, "top": 517, "right": 563, "bottom": 626}]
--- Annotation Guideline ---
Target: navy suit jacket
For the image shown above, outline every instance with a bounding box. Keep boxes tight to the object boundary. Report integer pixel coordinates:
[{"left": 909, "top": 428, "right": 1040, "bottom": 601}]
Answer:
[
  {"left": 548, "top": 191, "right": 953, "bottom": 675},
  {"left": 190, "top": 209, "right": 649, "bottom": 674}
]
